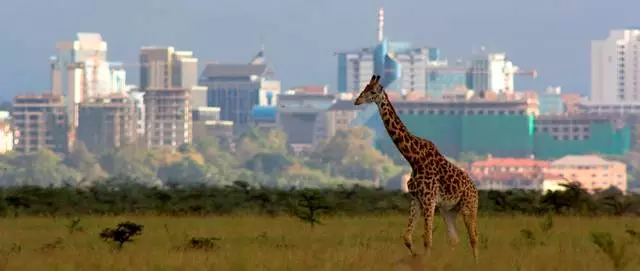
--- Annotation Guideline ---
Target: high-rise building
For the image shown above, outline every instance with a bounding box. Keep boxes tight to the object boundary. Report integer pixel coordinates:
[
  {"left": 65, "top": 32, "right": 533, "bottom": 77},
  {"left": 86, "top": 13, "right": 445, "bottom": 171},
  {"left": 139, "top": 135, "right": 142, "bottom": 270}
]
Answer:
[
  {"left": 50, "top": 33, "right": 127, "bottom": 129},
  {"left": 143, "top": 88, "right": 192, "bottom": 148},
  {"left": 139, "top": 46, "right": 198, "bottom": 90},
  {"left": 77, "top": 93, "right": 137, "bottom": 153},
  {"left": 426, "top": 49, "right": 468, "bottom": 98},
  {"left": 12, "top": 93, "right": 69, "bottom": 153},
  {"left": 591, "top": 29, "right": 640, "bottom": 103},
  {"left": 199, "top": 53, "right": 280, "bottom": 133},
  {"left": 468, "top": 51, "right": 518, "bottom": 94},
  {"left": 127, "top": 89, "right": 146, "bottom": 137}
]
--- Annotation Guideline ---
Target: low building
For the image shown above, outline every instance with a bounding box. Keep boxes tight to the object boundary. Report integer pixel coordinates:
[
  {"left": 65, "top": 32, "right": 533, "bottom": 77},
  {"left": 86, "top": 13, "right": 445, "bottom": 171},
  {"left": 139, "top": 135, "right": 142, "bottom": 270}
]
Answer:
[
  {"left": 276, "top": 92, "right": 335, "bottom": 148},
  {"left": 324, "top": 100, "right": 360, "bottom": 139},
  {"left": 251, "top": 105, "right": 277, "bottom": 133},
  {"left": 473, "top": 172, "right": 542, "bottom": 191},
  {"left": 470, "top": 156, "right": 550, "bottom": 178},
  {"left": 470, "top": 156, "right": 551, "bottom": 190},
  {"left": 541, "top": 173, "right": 569, "bottom": 193},
  {"left": 545, "top": 155, "right": 627, "bottom": 193},
  {"left": 193, "top": 120, "right": 234, "bottom": 141},
  {"left": 191, "top": 107, "right": 234, "bottom": 140}
]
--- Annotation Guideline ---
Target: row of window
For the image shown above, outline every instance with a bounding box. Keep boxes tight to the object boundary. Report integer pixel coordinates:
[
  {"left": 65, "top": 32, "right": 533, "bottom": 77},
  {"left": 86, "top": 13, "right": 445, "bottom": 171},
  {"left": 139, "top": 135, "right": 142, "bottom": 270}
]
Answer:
[
  {"left": 534, "top": 126, "right": 590, "bottom": 133},
  {"left": 397, "top": 108, "right": 527, "bottom": 116},
  {"left": 551, "top": 135, "right": 590, "bottom": 141}
]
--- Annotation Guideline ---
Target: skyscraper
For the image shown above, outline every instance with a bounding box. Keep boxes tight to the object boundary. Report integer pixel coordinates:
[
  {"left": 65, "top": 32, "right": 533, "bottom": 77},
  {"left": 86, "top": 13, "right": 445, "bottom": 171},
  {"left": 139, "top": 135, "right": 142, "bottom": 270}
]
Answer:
[
  {"left": 139, "top": 46, "right": 198, "bottom": 90},
  {"left": 199, "top": 48, "right": 280, "bottom": 133},
  {"left": 50, "top": 33, "right": 127, "bottom": 128},
  {"left": 591, "top": 29, "right": 640, "bottom": 103},
  {"left": 467, "top": 51, "right": 517, "bottom": 94}
]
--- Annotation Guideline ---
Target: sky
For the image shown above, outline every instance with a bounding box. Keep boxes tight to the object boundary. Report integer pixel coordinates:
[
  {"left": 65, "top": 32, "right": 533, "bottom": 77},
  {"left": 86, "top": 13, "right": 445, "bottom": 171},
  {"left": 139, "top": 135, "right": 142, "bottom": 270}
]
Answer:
[{"left": 0, "top": 0, "right": 639, "bottom": 100}]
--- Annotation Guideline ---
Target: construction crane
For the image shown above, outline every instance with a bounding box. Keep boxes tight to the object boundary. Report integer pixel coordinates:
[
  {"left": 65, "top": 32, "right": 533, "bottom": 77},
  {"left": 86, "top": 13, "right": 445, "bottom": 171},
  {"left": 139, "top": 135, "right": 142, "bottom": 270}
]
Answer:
[{"left": 425, "top": 65, "right": 538, "bottom": 94}]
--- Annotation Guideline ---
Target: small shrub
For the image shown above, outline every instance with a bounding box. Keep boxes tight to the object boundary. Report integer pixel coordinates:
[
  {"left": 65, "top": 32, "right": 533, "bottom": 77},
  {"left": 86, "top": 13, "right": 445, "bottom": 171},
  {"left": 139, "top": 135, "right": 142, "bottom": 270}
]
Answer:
[
  {"left": 99, "top": 221, "right": 144, "bottom": 250},
  {"left": 185, "top": 236, "right": 221, "bottom": 250},
  {"left": 67, "top": 218, "right": 84, "bottom": 234},
  {"left": 539, "top": 212, "right": 554, "bottom": 234},
  {"left": 624, "top": 228, "right": 640, "bottom": 243},
  {"left": 512, "top": 213, "right": 554, "bottom": 249},
  {"left": 293, "top": 190, "right": 329, "bottom": 228},
  {"left": 38, "top": 237, "right": 64, "bottom": 252},
  {"left": 590, "top": 231, "right": 629, "bottom": 271}
]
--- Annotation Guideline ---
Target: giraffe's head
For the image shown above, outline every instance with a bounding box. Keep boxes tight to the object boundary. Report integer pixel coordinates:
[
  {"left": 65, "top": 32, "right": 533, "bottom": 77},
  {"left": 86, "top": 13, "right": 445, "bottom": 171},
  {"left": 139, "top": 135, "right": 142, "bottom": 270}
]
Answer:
[{"left": 354, "top": 74, "right": 385, "bottom": 106}]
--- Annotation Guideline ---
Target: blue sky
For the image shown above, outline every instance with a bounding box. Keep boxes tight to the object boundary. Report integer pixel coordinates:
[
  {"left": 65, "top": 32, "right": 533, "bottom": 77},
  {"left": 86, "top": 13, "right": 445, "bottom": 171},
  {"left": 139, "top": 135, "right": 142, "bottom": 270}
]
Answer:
[{"left": 1, "top": 0, "right": 638, "bottom": 100}]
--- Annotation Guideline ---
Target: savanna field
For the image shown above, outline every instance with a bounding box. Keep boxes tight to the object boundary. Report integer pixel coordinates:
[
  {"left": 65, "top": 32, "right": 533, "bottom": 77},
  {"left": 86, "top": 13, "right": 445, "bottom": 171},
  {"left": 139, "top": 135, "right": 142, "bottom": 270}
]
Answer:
[{"left": 1, "top": 215, "right": 639, "bottom": 271}]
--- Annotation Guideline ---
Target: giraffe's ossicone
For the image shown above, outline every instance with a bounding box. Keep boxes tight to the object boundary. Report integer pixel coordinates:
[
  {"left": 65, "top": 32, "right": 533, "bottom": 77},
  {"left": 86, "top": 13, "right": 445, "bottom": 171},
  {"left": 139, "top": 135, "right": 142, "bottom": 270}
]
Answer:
[{"left": 354, "top": 74, "right": 479, "bottom": 262}]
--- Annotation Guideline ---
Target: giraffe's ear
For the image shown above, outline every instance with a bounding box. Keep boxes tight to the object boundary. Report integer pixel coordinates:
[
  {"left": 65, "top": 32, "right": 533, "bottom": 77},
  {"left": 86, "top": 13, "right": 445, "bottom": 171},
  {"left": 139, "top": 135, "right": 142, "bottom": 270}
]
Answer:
[{"left": 369, "top": 75, "right": 377, "bottom": 84}]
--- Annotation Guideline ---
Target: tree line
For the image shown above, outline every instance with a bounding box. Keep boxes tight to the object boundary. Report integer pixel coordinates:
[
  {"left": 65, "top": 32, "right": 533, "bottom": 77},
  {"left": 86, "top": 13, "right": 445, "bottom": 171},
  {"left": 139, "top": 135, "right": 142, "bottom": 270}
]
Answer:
[
  {"left": 0, "top": 180, "right": 638, "bottom": 217},
  {"left": 0, "top": 126, "right": 407, "bottom": 188}
]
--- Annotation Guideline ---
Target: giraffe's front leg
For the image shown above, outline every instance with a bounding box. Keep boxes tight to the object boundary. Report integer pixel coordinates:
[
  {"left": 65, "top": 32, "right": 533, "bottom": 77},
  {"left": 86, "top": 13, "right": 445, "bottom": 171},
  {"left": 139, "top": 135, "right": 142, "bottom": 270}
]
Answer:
[
  {"left": 421, "top": 198, "right": 437, "bottom": 257},
  {"left": 403, "top": 198, "right": 420, "bottom": 256}
]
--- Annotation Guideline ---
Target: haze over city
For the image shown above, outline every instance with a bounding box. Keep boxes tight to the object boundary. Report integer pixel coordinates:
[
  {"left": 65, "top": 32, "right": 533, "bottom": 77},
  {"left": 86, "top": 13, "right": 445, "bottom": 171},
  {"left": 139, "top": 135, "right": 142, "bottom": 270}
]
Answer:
[{"left": 2, "top": 0, "right": 639, "bottom": 98}]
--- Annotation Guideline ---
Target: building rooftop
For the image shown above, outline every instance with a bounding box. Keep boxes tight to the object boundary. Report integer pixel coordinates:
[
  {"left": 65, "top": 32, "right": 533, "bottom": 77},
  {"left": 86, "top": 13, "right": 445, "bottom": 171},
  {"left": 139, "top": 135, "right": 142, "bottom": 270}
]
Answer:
[
  {"left": 473, "top": 172, "right": 539, "bottom": 182},
  {"left": 328, "top": 100, "right": 360, "bottom": 111},
  {"left": 289, "top": 85, "right": 328, "bottom": 95},
  {"left": 472, "top": 157, "right": 551, "bottom": 168},
  {"left": 201, "top": 64, "right": 269, "bottom": 78},
  {"left": 543, "top": 173, "right": 566, "bottom": 180},
  {"left": 552, "top": 155, "right": 625, "bottom": 167},
  {"left": 193, "top": 107, "right": 221, "bottom": 112}
]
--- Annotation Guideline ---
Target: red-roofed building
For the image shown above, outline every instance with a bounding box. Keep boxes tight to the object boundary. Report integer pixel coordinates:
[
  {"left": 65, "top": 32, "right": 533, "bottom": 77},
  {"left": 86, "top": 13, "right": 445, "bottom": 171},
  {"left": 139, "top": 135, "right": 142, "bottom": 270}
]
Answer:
[{"left": 470, "top": 156, "right": 551, "bottom": 190}]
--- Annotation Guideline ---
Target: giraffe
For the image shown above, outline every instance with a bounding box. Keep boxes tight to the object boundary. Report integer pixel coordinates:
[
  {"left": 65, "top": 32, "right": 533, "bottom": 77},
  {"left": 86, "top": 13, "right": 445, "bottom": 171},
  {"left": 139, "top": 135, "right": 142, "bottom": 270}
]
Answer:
[{"left": 354, "top": 74, "right": 479, "bottom": 261}]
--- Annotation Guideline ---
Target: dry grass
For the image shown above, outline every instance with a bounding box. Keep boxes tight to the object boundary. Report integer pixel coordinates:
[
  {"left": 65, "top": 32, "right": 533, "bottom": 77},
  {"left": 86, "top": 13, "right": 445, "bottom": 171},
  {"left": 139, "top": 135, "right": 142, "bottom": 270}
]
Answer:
[{"left": 0, "top": 215, "right": 638, "bottom": 270}]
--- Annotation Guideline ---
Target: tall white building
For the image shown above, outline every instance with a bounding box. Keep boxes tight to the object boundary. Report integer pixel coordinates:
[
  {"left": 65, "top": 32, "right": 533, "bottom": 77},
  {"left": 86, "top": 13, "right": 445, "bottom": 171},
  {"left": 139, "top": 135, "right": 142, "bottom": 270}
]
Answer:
[
  {"left": 591, "top": 29, "right": 640, "bottom": 103},
  {"left": 50, "top": 32, "right": 127, "bottom": 128},
  {"left": 468, "top": 51, "right": 518, "bottom": 94}
]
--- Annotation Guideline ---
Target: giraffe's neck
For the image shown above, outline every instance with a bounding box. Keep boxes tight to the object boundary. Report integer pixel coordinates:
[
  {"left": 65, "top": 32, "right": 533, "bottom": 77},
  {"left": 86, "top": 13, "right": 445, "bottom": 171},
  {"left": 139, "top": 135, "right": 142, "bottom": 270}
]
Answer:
[{"left": 377, "top": 93, "right": 414, "bottom": 159}]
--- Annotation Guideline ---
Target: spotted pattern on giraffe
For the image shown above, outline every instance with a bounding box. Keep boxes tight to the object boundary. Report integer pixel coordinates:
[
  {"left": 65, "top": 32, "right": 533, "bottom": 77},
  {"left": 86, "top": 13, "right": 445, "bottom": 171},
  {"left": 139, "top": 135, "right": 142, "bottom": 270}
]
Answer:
[{"left": 354, "top": 74, "right": 479, "bottom": 263}]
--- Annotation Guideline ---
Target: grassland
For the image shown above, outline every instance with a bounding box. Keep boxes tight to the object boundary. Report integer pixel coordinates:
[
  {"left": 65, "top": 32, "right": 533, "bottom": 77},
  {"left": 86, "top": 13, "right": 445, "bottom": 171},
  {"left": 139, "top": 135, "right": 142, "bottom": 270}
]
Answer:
[{"left": 0, "top": 215, "right": 638, "bottom": 271}]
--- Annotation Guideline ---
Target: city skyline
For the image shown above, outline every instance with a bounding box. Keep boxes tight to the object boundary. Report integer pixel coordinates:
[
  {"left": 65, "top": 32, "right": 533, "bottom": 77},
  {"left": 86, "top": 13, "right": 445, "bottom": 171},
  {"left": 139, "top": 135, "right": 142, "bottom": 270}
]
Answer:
[{"left": 1, "top": 0, "right": 639, "bottom": 99}]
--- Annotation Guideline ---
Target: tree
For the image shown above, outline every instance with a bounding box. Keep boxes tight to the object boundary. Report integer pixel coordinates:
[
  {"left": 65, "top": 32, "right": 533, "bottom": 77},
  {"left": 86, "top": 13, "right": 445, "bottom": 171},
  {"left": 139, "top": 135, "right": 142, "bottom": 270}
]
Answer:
[
  {"left": 9, "top": 148, "right": 81, "bottom": 186},
  {"left": 244, "top": 152, "right": 293, "bottom": 174},
  {"left": 64, "top": 142, "right": 107, "bottom": 181},
  {"left": 157, "top": 158, "right": 209, "bottom": 184},
  {"left": 235, "top": 126, "right": 288, "bottom": 162},
  {"left": 309, "top": 127, "right": 399, "bottom": 182},
  {"left": 193, "top": 136, "right": 238, "bottom": 171},
  {"left": 98, "top": 146, "right": 156, "bottom": 182}
]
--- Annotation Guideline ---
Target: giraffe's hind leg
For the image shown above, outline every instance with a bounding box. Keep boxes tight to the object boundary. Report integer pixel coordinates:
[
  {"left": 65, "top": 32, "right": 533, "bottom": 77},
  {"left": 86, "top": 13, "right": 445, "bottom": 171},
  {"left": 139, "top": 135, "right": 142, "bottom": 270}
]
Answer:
[
  {"left": 440, "top": 206, "right": 460, "bottom": 247},
  {"left": 403, "top": 198, "right": 420, "bottom": 256},
  {"left": 460, "top": 194, "right": 479, "bottom": 263}
]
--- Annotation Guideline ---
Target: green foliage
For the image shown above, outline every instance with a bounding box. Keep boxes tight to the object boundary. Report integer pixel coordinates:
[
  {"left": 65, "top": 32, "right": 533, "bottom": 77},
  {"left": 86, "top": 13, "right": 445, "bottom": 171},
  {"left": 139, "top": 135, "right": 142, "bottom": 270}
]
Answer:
[
  {"left": 590, "top": 232, "right": 630, "bottom": 271},
  {"left": 185, "top": 236, "right": 221, "bottom": 251},
  {"left": 292, "top": 189, "right": 330, "bottom": 228},
  {"left": 67, "top": 218, "right": 84, "bottom": 234},
  {"left": 513, "top": 213, "right": 555, "bottom": 249},
  {"left": 0, "top": 181, "right": 635, "bottom": 217},
  {"left": 308, "top": 127, "right": 401, "bottom": 182},
  {"left": 99, "top": 221, "right": 144, "bottom": 250}
]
